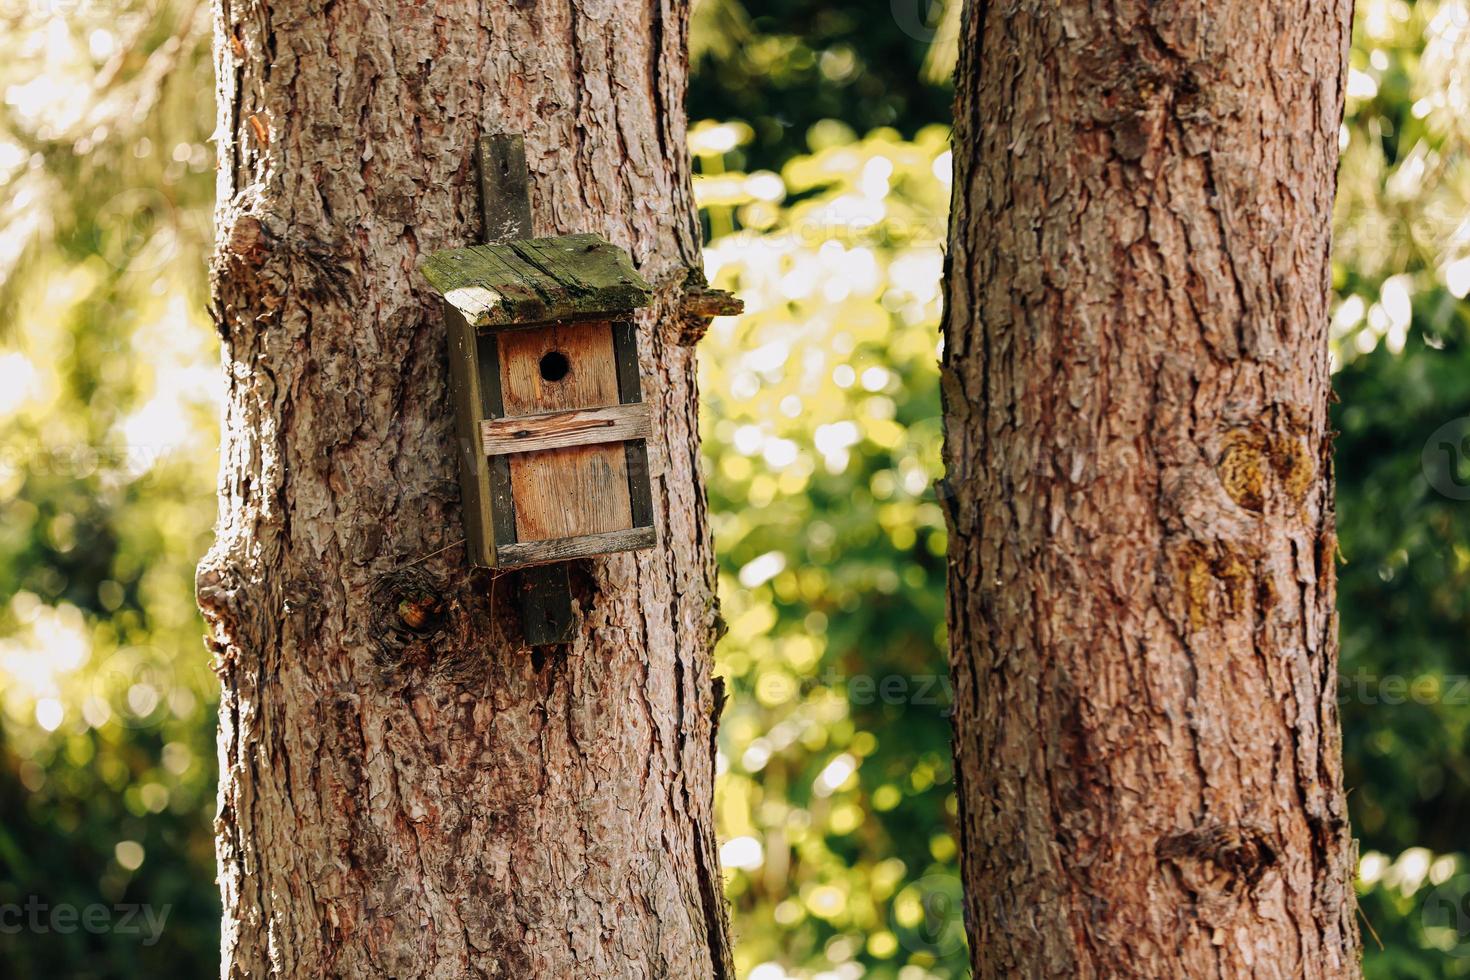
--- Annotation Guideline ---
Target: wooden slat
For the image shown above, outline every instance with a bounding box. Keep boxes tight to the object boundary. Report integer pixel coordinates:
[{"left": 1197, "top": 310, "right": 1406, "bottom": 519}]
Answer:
[
  {"left": 487, "top": 455, "right": 516, "bottom": 548},
  {"left": 624, "top": 440, "right": 653, "bottom": 528},
  {"left": 476, "top": 135, "right": 532, "bottom": 243},
  {"left": 482, "top": 403, "right": 651, "bottom": 456},
  {"left": 609, "top": 318, "right": 655, "bottom": 533},
  {"left": 517, "top": 564, "right": 574, "bottom": 645},
  {"left": 443, "top": 306, "right": 498, "bottom": 566},
  {"left": 475, "top": 332, "right": 518, "bottom": 550},
  {"left": 476, "top": 332, "right": 505, "bottom": 416},
  {"left": 611, "top": 319, "right": 642, "bottom": 403},
  {"left": 497, "top": 527, "right": 657, "bottom": 567},
  {"left": 508, "top": 445, "right": 632, "bottom": 541}
]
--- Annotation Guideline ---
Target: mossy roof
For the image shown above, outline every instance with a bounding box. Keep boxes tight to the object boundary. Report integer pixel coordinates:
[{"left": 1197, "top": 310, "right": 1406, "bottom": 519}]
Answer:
[{"left": 421, "top": 233, "right": 653, "bottom": 328}]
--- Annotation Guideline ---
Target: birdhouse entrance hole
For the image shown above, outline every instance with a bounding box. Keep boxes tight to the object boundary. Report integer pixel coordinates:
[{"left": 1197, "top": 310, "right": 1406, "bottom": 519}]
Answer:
[{"left": 539, "top": 350, "right": 570, "bottom": 382}]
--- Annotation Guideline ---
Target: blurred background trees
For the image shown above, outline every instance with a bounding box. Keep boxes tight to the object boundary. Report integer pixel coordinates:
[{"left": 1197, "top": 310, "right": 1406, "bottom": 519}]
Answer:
[{"left": 0, "top": 0, "right": 1467, "bottom": 976}]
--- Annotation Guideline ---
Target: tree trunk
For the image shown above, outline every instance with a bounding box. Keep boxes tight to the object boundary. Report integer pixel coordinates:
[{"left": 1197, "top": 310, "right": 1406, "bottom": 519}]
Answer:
[
  {"left": 196, "top": 2, "right": 732, "bottom": 977},
  {"left": 941, "top": 3, "right": 1359, "bottom": 977}
]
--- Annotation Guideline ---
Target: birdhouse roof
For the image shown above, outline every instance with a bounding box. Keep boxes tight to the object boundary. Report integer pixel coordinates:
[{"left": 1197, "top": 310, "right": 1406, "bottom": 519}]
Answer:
[{"left": 421, "top": 233, "right": 653, "bottom": 328}]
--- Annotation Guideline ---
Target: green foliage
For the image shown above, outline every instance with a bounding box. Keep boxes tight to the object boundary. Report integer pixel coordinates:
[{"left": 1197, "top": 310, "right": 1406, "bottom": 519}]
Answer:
[
  {"left": 1330, "top": 2, "right": 1470, "bottom": 970},
  {"left": 687, "top": 0, "right": 953, "bottom": 169},
  {"left": 0, "top": 1, "right": 221, "bottom": 973},
  {"left": 696, "top": 124, "right": 960, "bottom": 977},
  {"left": 1357, "top": 851, "right": 1470, "bottom": 977}
]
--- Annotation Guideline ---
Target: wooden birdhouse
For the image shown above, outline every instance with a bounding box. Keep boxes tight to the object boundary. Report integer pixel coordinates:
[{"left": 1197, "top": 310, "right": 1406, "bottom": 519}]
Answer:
[{"left": 421, "top": 232, "right": 657, "bottom": 568}]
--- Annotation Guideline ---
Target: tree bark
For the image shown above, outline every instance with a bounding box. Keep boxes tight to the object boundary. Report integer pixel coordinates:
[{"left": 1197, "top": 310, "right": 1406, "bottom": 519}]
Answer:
[
  {"left": 941, "top": 2, "right": 1359, "bottom": 977},
  {"left": 196, "top": 1, "right": 731, "bottom": 977}
]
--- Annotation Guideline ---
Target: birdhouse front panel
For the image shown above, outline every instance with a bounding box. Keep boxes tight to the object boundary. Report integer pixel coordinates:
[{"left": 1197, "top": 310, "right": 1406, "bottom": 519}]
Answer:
[
  {"left": 496, "top": 321, "right": 633, "bottom": 542},
  {"left": 422, "top": 233, "right": 658, "bottom": 568}
]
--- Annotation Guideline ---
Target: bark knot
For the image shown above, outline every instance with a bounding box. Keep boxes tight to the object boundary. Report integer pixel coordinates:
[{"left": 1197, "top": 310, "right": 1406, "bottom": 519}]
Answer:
[
  {"left": 1267, "top": 430, "right": 1315, "bottom": 506},
  {"left": 1156, "top": 822, "right": 1281, "bottom": 898},
  {"left": 1217, "top": 423, "right": 1316, "bottom": 515},
  {"left": 369, "top": 568, "right": 457, "bottom": 674},
  {"left": 1216, "top": 429, "right": 1269, "bottom": 513},
  {"left": 213, "top": 209, "right": 354, "bottom": 311},
  {"left": 195, "top": 557, "right": 257, "bottom": 671},
  {"left": 1174, "top": 539, "right": 1255, "bottom": 631}
]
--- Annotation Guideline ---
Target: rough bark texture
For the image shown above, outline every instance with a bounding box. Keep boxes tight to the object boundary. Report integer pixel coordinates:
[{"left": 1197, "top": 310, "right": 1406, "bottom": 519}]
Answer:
[
  {"left": 196, "top": 1, "right": 732, "bottom": 977},
  {"left": 940, "top": 2, "right": 1359, "bottom": 977}
]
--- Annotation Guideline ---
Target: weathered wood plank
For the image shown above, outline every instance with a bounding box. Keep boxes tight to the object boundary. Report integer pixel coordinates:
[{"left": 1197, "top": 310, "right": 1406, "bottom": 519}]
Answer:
[
  {"left": 421, "top": 233, "right": 652, "bottom": 328},
  {"left": 611, "top": 319, "right": 643, "bottom": 403},
  {"left": 444, "top": 305, "right": 498, "bottom": 566},
  {"left": 517, "top": 563, "right": 574, "bottom": 645},
  {"left": 498, "top": 320, "right": 632, "bottom": 539},
  {"left": 497, "top": 526, "right": 657, "bottom": 566},
  {"left": 487, "top": 455, "right": 517, "bottom": 550},
  {"left": 476, "top": 332, "right": 506, "bottom": 417},
  {"left": 512, "top": 237, "right": 636, "bottom": 296},
  {"left": 482, "top": 403, "right": 652, "bottom": 456},
  {"left": 497, "top": 320, "right": 621, "bottom": 414},
  {"left": 508, "top": 444, "right": 632, "bottom": 541},
  {"left": 476, "top": 135, "right": 532, "bottom": 243},
  {"left": 609, "top": 319, "right": 655, "bottom": 532},
  {"left": 462, "top": 244, "right": 549, "bottom": 319},
  {"left": 475, "top": 332, "right": 518, "bottom": 553},
  {"left": 624, "top": 440, "right": 653, "bottom": 529}
]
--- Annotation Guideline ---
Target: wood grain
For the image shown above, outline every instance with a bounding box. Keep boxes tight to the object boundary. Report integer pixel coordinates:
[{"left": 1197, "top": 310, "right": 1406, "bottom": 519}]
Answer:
[
  {"left": 476, "top": 135, "right": 532, "bottom": 243},
  {"left": 610, "top": 319, "right": 657, "bottom": 534},
  {"left": 496, "top": 320, "right": 620, "bottom": 413},
  {"left": 507, "top": 445, "right": 632, "bottom": 541},
  {"left": 497, "top": 526, "right": 656, "bottom": 567},
  {"left": 482, "top": 403, "right": 652, "bottom": 456},
  {"left": 477, "top": 332, "right": 518, "bottom": 550},
  {"left": 498, "top": 320, "right": 632, "bottom": 540},
  {"left": 516, "top": 563, "right": 574, "bottom": 644},
  {"left": 443, "top": 306, "right": 497, "bottom": 566},
  {"left": 421, "top": 233, "right": 652, "bottom": 327}
]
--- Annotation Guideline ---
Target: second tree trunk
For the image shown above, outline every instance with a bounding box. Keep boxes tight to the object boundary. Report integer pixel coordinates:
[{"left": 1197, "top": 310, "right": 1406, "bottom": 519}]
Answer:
[{"left": 941, "top": 2, "right": 1359, "bottom": 976}]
